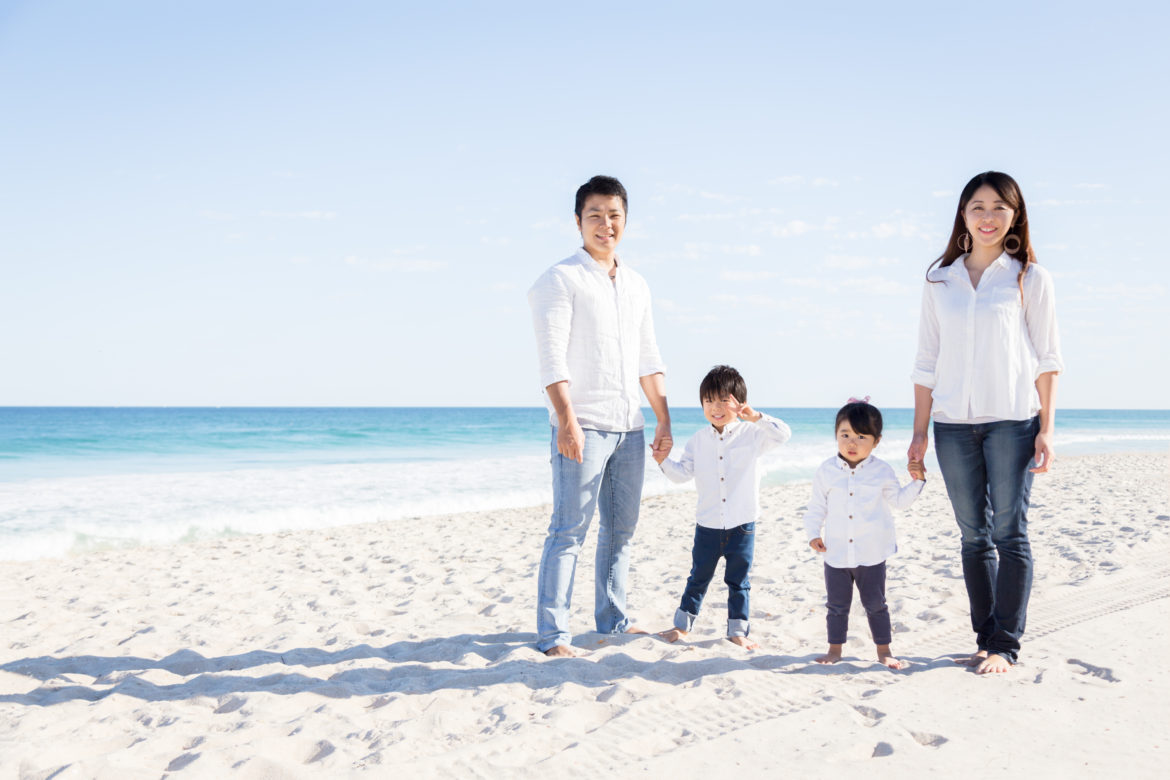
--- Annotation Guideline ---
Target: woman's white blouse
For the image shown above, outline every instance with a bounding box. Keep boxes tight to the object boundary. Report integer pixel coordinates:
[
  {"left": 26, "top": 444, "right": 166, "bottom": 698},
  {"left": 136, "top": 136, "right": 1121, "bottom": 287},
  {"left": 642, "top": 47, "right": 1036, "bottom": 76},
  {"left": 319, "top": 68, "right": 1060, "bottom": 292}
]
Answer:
[{"left": 911, "top": 253, "right": 1063, "bottom": 422}]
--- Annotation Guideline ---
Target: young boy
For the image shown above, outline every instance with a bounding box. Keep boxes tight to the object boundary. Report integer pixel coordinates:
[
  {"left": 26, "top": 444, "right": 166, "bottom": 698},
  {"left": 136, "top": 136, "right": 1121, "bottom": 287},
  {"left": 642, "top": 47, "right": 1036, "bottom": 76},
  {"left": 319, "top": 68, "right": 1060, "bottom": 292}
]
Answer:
[{"left": 654, "top": 365, "right": 791, "bottom": 650}]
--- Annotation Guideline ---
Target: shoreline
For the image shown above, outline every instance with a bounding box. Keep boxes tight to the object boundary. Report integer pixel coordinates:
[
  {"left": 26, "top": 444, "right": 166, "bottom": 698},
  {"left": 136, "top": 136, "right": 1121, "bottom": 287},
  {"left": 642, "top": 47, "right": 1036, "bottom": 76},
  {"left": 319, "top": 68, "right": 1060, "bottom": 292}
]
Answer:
[{"left": 1, "top": 452, "right": 1168, "bottom": 776}]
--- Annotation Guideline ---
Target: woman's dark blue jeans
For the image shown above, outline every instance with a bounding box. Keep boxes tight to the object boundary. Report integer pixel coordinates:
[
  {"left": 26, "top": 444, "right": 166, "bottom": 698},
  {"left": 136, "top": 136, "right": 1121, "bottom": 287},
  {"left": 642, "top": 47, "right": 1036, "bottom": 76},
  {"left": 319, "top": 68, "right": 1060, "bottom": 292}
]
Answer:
[{"left": 933, "top": 416, "right": 1039, "bottom": 663}]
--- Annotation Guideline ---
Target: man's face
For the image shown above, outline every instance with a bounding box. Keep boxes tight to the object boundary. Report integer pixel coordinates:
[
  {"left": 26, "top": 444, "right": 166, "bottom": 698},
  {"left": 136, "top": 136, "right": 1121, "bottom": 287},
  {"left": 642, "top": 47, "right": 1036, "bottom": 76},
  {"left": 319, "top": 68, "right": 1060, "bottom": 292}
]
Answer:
[{"left": 575, "top": 194, "right": 626, "bottom": 259}]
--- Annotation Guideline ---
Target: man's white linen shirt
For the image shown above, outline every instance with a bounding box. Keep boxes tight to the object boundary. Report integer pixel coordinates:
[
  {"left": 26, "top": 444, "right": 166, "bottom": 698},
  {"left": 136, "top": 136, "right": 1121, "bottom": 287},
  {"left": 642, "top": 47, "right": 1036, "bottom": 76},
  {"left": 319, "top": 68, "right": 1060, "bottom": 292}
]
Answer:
[
  {"left": 803, "top": 455, "right": 924, "bottom": 569},
  {"left": 528, "top": 249, "right": 666, "bottom": 432},
  {"left": 658, "top": 415, "right": 791, "bottom": 530},
  {"left": 911, "top": 254, "right": 1063, "bottom": 423}
]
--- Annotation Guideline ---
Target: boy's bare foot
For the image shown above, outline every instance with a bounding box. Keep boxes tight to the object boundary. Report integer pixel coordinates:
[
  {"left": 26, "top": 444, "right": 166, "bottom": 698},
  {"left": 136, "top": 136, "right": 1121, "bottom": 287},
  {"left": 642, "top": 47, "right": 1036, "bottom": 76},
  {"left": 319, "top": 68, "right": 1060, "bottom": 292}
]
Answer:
[
  {"left": 727, "top": 635, "right": 759, "bottom": 651},
  {"left": 657, "top": 628, "right": 687, "bottom": 643},
  {"left": 955, "top": 649, "right": 988, "bottom": 667},
  {"left": 544, "top": 645, "right": 575, "bottom": 658},
  {"left": 876, "top": 644, "right": 907, "bottom": 670},
  {"left": 975, "top": 653, "right": 1012, "bottom": 674},
  {"left": 815, "top": 644, "right": 844, "bottom": 664}
]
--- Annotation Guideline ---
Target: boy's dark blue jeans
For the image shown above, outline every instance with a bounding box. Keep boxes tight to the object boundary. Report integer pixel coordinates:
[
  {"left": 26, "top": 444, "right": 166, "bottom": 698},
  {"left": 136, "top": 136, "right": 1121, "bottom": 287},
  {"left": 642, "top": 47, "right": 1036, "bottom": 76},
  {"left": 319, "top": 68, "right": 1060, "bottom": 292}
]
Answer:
[{"left": 673, "top": 522, "right": 755, "bottom": 637}]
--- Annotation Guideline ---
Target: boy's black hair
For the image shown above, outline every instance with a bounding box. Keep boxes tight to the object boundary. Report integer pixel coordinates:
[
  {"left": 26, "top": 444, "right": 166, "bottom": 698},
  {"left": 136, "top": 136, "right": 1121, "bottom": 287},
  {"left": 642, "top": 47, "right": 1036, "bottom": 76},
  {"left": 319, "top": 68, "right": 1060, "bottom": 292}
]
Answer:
[
  {"left": 574, "top": 175, "right": 629, "bottom": 219},
  {"left": 699, "top": 365, "right": 747, "bottom": 404},
  {"left": 835, "top": 401, "right": 883, "bottom": 439}
]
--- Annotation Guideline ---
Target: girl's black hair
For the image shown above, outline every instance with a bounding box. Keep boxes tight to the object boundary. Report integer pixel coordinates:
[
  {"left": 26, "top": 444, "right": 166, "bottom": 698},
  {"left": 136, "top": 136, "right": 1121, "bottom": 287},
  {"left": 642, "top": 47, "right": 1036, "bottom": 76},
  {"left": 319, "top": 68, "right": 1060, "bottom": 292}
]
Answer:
[
  {"left": 699, "top": 365, "right": 747, "bottom": 404},
  {"left": 835, "top": 401, "right": 883, "bottom": 439}
]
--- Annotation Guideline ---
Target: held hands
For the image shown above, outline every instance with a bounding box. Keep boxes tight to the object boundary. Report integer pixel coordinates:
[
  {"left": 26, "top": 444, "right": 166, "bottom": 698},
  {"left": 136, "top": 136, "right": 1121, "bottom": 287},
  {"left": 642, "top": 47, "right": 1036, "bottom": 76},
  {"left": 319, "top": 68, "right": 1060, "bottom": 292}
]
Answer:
[
  {"left": 809, "top": 538, "right": 827, "bottom": 553},
  {"left": 908, "top": 460, "right": 927, "bottom": 481},
  {"left": 725, "top": 397, "right": 762, "bottom": 423},
  {"left": 650, "top": 423, "right": 673, "bottom": 465}
]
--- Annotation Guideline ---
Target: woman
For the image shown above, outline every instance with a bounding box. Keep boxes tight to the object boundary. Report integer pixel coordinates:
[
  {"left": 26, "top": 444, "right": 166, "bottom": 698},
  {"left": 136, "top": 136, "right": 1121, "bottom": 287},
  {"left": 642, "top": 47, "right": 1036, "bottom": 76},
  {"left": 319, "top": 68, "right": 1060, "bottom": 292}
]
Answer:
[{"left": 908, "top": 171, "right": 1063, "bottom": 674}]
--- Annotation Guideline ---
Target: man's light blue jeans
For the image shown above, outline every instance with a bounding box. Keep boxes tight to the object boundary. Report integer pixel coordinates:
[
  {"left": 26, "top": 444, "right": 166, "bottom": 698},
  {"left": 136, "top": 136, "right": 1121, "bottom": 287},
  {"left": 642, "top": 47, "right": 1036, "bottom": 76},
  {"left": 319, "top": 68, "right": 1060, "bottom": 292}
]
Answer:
[{"left": 536, "top": 426, "right": 645, "bottom": 652}]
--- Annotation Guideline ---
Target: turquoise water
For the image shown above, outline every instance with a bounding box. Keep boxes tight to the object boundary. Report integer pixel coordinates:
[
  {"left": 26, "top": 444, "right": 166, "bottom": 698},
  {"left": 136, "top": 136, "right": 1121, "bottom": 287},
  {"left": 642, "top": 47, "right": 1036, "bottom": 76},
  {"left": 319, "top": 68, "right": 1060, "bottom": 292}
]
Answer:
[{"left": 1, "top": 407, "right": 1167, "bottom": 560}]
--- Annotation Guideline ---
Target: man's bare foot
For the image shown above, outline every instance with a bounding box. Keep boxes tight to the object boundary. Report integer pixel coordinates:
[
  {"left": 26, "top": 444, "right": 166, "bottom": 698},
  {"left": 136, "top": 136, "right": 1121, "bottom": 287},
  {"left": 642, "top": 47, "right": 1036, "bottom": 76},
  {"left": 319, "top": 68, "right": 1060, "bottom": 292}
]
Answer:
[
  {"left": 657, "top": 628, "right": 687, "bottom": 643},
  {"left": 876, "top": 644, "right": 907, "bottom": 670},
  {"left": 727, "top": 635, "right": 759, "bottom": 650},
  {"left": 955, "top": 649, "right": 988, "bottom": 667},
  {"left": 625, "top": 626, "right": 649, "bottom": 635},
  {"left": 975, "top": 653, "right": 1012, "bottom": 674},
  {"left": 543, "top": 645, "right": 575, "bottom": 658},
  {"left": 815, "top": 644, "right": 844, "bottom": 664}
]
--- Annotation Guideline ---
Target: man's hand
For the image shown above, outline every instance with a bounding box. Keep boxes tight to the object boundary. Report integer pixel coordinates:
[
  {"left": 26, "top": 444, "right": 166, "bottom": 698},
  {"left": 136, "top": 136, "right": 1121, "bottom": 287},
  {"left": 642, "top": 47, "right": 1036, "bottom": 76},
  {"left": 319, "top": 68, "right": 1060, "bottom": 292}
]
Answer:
[
  {"left": 908, "top": 460, "right": 927, "bottom": 481},
  {"left": 556, "top": 416, "right": 585, "bottom": 463},
  {"left": 650, "top": 423, "right": 672, "bottom": 462}
]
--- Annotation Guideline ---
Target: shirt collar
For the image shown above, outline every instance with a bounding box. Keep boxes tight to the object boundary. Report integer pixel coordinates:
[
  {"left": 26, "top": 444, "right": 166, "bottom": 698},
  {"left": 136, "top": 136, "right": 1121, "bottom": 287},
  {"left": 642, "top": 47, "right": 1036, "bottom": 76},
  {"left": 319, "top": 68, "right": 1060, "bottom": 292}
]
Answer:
[
  {"left": 573, "top": 247, "right": 621, "bottom": 276},
  {"left": 954, "top": 252, "right": 1011, "bottom": 277},
  {"left": 835, "top": 453, "right": 874, "bottom": 470},
  {"left": 708, "top": 418, "right": 742, "bottom": 436}
]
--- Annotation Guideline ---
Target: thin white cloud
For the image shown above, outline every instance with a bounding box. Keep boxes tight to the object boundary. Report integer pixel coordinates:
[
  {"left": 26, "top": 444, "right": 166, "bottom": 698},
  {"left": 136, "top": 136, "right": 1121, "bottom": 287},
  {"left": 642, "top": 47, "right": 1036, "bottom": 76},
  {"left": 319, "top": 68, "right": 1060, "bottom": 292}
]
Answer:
[
  {"left": 824, "top": 254, "right": 901, "bottom": 270},
  {"left": 344, "top": 255, "right": 447, "bottom": 273},
  {"left": 812, "top": 177, "right": 839, "bottom": 188},
  {"left": 260, "top": 210, "right": 337, "bottom": 220},
  {"left": 720, "top": 270, "right": 779, "bottom": 281}
]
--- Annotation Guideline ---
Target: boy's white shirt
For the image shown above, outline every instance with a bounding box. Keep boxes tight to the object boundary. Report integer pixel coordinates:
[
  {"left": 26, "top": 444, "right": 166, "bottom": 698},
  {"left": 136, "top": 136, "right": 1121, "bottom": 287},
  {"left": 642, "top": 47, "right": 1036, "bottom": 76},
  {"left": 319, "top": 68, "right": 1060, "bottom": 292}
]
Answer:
[
  {"left": 658, "top": 414, "right": 791, "bottom": 529},
  {"left": 803, "top": 454, "right": 924, "bottom": 569}
]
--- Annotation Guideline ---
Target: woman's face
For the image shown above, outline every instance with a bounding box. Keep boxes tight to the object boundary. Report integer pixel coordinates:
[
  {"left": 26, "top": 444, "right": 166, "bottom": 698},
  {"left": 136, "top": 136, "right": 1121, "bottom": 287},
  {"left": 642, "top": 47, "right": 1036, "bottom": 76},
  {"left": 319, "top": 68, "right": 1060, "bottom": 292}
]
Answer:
[{"left": 962, "top": 184, "right": 1016, "bottom": 251}]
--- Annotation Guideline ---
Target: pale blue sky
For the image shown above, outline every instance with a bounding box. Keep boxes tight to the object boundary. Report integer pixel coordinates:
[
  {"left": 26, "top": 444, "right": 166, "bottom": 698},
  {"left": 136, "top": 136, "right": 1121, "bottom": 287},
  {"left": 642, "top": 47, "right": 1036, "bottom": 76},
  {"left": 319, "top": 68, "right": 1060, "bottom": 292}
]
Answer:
[{"left": 2, "top": 1, "right": 1166, "bottom": 408}]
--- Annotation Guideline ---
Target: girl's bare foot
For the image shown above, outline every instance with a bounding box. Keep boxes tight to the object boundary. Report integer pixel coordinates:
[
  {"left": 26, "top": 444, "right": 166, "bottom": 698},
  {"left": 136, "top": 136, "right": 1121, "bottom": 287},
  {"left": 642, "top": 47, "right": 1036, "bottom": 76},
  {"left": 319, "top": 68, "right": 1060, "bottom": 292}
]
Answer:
[
  {"left": 975, "top": 653, "right": 1012, "bottom": 674},
  {"left": 876, "top": 644, "right": 907, "bottom": 670},
  {"left": 657, "top": 628, "right": 687, "bottom": 643},
  {"left": 815, "top": 644, "right": 843, "bottom": 664},
  {"left": 955, "top": 649, "right": 988, "bottom": 667},
  {"left": 727, "top": 635, "right": 759, "bottom": 650},
  {"left": 544, "top": 645, "right": 575, "bottom": 657}
]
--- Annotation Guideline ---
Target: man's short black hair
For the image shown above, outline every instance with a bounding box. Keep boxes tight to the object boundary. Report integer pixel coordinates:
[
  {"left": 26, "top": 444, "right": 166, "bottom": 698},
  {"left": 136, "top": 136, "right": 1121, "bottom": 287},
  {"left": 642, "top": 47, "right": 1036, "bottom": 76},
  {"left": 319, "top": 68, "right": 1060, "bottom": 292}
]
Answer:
[
  {"left": 575, "top": 175, "right": 629, "bottom": 219},
  {"left": 699, "top": 365, "right": 747, "bottom": 404},
  {"left": 835, "top": 401, "right": 883, "bottom": 439}
]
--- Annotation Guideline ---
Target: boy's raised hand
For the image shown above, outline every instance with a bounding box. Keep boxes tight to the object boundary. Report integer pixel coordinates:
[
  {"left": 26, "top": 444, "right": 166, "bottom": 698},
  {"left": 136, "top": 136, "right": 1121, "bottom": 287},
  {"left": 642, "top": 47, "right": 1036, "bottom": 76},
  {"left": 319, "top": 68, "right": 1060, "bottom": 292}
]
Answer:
[{"left": 726, "top": 396, "right": 762, "bottom": 423}]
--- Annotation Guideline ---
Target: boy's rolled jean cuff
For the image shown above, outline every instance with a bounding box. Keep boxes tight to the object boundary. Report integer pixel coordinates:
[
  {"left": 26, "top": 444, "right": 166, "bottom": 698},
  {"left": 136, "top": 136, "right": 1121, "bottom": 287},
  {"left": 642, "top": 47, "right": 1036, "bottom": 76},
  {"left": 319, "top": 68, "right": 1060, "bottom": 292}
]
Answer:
[
  {"left": 673, "top": 608, "right": 698, "bottom": 632},
  {"left": 727, "top": 619, "right": 750, "bottom": 638}
]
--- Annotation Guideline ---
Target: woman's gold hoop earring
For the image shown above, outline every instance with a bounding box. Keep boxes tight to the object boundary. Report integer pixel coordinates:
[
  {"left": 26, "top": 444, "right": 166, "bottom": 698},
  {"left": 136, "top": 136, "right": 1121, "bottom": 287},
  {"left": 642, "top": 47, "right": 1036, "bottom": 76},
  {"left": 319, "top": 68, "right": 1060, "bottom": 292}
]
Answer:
[
  {"left": 1003, "top": 233, "right": 1021, "bottom": 254},
  {"left": 958, "top": 232, "right": 972, "bottom": 252}
]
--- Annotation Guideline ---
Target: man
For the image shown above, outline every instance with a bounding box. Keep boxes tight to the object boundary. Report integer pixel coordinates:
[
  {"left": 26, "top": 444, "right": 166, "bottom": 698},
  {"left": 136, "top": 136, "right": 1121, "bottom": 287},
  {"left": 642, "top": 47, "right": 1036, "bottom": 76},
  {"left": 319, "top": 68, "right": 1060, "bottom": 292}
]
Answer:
[{"left": 528, "top": 175, "right": 672, "bottom": 657}]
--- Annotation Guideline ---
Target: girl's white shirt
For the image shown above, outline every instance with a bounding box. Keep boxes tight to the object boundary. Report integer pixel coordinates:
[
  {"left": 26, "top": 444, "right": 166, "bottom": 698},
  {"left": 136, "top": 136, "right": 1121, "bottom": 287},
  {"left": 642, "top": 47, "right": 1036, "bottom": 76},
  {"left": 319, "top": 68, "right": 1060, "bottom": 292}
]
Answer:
[
  {"left": 912, "top": 253, "right": 1063, "bottom": 423},
  {"left": 803, "top": 454, "right": 924, "bottom": 569}
]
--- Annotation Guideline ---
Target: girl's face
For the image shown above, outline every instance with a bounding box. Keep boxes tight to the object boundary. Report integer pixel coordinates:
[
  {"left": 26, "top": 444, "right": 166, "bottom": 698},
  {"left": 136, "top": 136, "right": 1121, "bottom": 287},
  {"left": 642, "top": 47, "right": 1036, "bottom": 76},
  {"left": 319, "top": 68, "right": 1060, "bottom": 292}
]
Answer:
[
  {"left": 962, "top": 184, "right": 1016, "bottom": 251},
  {"left": 837, "top": 421, "right": 878, "bottom": 467}
]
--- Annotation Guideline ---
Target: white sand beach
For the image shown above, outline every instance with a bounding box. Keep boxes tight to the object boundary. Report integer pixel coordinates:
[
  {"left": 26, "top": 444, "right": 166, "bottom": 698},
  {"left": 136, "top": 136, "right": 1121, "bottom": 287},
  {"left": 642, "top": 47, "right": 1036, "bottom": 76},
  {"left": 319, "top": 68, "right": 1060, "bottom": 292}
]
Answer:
[{"left": 2, "top": 452, "right": 1168, "bottom": 778}]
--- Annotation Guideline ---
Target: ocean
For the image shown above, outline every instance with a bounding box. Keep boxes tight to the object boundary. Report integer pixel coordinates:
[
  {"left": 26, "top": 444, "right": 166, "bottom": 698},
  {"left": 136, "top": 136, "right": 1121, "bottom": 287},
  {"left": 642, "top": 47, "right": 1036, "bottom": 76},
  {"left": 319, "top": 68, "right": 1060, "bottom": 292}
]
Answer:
[{"left": 2, "top": 407, "right": 1167, "bottom": 561}]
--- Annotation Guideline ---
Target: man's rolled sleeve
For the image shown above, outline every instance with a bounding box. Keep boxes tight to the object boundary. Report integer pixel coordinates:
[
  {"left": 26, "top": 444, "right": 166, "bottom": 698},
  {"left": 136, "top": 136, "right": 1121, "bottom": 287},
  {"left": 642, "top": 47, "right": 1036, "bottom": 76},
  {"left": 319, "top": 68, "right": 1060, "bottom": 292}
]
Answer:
[
  {"left": 528, "top": 270, "right": 573, "bottom": 388},
  {"left": 637, "top": 289, "right": 667, "bottom": 378}
]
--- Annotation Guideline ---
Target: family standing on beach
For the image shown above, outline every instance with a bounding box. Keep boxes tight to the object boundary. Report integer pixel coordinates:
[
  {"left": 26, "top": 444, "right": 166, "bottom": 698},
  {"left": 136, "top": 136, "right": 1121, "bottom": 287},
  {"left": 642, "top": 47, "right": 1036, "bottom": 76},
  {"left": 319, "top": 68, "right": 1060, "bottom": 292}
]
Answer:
[{"left": 527, "top": 172, "right": 1062, "bottom": 675}]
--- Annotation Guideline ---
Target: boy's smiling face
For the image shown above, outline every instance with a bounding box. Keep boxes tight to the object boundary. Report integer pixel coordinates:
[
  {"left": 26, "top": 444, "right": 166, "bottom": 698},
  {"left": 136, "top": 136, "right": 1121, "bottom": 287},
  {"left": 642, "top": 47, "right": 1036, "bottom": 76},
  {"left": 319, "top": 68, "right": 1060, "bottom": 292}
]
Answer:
[
  {"left": 702, "top": 396, "right": 737, "bottom": 432},
  {"left": 837, "top": 421, "right": 878, "bottom": 466}
]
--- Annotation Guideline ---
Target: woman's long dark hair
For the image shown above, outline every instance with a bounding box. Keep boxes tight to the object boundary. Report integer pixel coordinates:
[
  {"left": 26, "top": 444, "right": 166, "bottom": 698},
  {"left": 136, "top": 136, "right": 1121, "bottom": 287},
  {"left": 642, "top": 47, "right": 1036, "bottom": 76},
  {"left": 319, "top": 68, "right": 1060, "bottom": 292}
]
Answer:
[{"left": 928, "top": 171, "right": 1035, "bottom": 297}]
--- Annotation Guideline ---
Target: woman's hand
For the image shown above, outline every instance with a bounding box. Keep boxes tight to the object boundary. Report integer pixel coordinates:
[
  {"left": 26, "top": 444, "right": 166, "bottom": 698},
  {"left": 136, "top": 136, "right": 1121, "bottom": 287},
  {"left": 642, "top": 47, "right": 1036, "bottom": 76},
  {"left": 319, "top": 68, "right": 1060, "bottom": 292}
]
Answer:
[
  {"left": 1030, "top": 431, "right": 1055, "bottom": 474},
  {"left": 908, "top": 431, "right": 929, "bottom": 463}
]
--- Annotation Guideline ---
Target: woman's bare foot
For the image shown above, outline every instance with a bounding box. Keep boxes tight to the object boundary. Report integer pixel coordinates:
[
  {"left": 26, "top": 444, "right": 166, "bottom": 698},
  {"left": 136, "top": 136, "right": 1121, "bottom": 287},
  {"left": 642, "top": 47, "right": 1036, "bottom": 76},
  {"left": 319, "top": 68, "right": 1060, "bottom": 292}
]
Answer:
[
  {"left": 815, "top": 644, "right": 844, "bottom": 664},
  {"left": 955, "top": 649, "right": 988, "bottom": 667},
  {"left": 544, "top": 645, "right": 575, "bottom": 658},
  {"left": 657, "top": 628, "right": 687, "bottom": 643},
  {"left": 727, "top": 635, "right": 759, "bottom": 650},
  {"left": 876, "top": 644, "right": 907, "bottom": 670},
  {"left": 975, "top": 653, "right": 1012, "bottom": 674}
]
